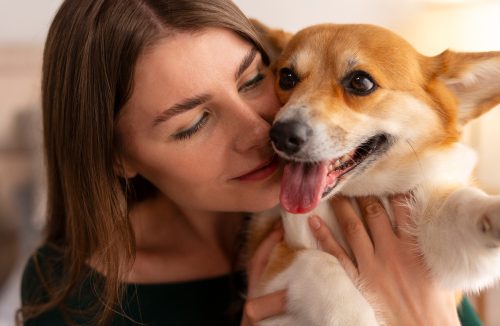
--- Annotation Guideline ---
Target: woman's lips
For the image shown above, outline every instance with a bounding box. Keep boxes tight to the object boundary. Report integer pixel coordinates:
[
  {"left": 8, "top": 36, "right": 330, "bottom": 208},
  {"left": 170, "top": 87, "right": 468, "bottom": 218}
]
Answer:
[{"left": 234, "top": 155, "right": 280, "bottom": 181}]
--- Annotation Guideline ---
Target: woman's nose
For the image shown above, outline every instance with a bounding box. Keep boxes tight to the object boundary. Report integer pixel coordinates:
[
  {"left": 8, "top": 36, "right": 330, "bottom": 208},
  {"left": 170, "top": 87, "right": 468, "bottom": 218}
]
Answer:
[{"left": 233, "top": 106, "right": 272, "bottom": 153}]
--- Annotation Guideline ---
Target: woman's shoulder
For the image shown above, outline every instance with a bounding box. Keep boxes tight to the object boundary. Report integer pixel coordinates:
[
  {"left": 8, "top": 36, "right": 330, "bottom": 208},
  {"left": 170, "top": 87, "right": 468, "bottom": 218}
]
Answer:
[
  {"left": 22, "top": 244, "right": 119, "bottom": 324},
  {"left": 21, "top": 244, "right": 245, "bottom": 325},
  {"left": 20, "top": 244, "right": 67, "bottom": 325},
  {"left": 21, "top": 244, "right": 63, "bottom": 300}
]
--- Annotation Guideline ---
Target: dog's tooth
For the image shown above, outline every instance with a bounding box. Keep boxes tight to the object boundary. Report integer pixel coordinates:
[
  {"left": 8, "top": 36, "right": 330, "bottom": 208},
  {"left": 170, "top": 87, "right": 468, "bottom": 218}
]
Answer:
[
  {"left": 339, "top": 154, "right": 350, "bottom": 164},
  {"left": 333, "top": 159, "right": 342, "bottom": 169}
]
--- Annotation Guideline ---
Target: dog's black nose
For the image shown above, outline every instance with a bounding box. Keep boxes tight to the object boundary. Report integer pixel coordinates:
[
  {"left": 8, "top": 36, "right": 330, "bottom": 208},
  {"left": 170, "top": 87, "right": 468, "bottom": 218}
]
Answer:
[{"left": 270, "top": 120, "right": 312, "bottom": 155}]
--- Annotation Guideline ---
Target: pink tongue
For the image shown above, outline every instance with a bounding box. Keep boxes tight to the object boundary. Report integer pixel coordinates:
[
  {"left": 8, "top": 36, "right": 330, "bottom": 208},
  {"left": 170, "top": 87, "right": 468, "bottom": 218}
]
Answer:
[{"left": 280, "top": 162, "right": 328, "bottom": 214}]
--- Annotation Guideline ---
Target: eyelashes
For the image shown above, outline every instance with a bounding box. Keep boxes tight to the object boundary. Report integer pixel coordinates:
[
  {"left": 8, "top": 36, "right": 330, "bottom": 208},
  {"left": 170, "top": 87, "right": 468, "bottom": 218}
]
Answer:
[
  {"left": 172, "top": 111, "right": 210, "bottom": 141},
  {"left": 172, "top": 71, "right": 267, "bottom": 141},
  {"left": 238, "top": 72, "right": 265, "bottom": 93}
]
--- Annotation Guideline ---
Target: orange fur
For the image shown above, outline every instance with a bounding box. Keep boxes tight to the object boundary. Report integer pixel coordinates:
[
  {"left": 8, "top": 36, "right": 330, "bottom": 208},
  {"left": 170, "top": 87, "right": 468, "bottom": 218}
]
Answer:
[
  {"left": 245, "top": 21, "right": 500, "bottom": 322},
  {"left": 261, "top": 242, "right": 297, "bottom": 284},
  {"left": 243, "top": 215, "right": 278, "bottom": 266}
]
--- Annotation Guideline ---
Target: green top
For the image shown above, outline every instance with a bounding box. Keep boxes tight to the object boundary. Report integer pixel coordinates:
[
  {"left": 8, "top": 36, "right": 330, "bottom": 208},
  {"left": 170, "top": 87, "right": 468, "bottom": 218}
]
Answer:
[
  {"left": 21, "top": 245, "right": 483, "bottom": 325},
  {"left": 457, "top": 297, "right": 483, "bottom": 326},
  {"left": 21, "top": 246, "right": 244, "bottom": 325}
]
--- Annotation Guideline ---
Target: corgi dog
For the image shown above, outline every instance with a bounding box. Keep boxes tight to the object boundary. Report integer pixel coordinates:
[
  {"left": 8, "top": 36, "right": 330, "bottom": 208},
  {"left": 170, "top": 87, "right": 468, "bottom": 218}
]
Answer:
[{"left": 247, "top": 22, "right": 500, "bottom": 325}]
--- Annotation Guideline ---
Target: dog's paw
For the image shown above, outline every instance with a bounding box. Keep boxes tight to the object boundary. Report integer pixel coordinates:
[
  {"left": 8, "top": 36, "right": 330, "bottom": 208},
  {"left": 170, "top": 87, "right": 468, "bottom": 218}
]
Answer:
[{"left": 478, "top": 200, "right": 500, "bottom": 248}]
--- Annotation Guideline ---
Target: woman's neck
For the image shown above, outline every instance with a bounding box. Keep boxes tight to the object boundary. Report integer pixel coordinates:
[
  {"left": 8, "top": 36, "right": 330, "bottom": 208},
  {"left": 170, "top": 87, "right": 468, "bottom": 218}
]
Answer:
[
  {"left": 124, "top": 194, "right": 245, "bottom": 283},
  {"left": 130, "top": 195, "right": 242, "bottom": 250}
]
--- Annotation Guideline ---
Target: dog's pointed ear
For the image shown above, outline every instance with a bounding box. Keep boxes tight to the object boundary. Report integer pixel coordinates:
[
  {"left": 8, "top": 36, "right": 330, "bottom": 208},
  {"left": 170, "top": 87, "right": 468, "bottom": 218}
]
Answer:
[
  {"left": 250, "top": 19, "right": 293, "bottom": 63},
  {"left": 430, "top": 50, "right": 500, "bottom": 124}
]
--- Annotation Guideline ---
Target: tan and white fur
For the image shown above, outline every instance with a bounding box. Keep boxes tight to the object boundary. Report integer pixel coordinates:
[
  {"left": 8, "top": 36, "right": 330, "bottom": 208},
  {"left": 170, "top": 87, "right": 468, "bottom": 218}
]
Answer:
[{"left": 247, "top": 22, "right": 500, "bottom": 325}]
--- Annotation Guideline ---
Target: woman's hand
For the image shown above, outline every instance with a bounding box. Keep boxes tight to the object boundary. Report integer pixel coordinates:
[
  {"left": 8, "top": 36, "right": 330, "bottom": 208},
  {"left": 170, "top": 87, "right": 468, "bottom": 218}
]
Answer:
[
  {"left": 241, "top": 221, "right": 286, "bottom": 325},
  {"left": 308, "top": 195, "right": 461, "bottom": 326}
]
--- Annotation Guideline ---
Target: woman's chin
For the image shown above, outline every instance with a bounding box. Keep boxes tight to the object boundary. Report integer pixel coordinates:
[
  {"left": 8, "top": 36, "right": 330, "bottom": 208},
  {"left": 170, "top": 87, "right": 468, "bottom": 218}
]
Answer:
[{"left": 240, "top": 194, "right": 280, "bottom": 213}]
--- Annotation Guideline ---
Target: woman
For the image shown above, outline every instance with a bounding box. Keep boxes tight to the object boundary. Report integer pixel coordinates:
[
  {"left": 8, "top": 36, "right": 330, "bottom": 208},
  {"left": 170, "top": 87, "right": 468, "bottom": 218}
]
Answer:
[{"left": 19, "top": 0, "right": 480, "bottom": 325}]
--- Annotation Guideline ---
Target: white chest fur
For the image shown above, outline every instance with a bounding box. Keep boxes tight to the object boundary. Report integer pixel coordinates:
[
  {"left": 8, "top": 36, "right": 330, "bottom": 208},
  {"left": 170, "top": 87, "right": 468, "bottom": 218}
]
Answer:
[{"left": 258, "top": 143, "right": 500, "bottom": 326}]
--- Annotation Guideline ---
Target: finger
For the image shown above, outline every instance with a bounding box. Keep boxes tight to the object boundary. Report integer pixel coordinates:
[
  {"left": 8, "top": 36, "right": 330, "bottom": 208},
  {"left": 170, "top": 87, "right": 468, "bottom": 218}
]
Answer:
[
  {"left": 243, "top": 290, "right": 287, "bottom": 324},
  {"left": 247, "top": 223, "right": 283, "bottom": 294},
  {"left": 390, "top": 193, "right": 414, "bottom": 239},
  {"left": 357, "top": 196, "right": 397, "bottom": 251},
  {"left": 308, "top": 215, "right": 358, "bottom": 278},
  {"left": 329, "top": 196, "right": 374, "bottom": 266}
]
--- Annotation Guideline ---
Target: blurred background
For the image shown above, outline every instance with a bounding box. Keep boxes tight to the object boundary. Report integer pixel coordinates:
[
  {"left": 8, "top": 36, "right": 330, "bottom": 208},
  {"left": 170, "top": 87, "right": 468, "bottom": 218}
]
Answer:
[{"left": 0, "top": 0, "right": 499, "bottom": 325}]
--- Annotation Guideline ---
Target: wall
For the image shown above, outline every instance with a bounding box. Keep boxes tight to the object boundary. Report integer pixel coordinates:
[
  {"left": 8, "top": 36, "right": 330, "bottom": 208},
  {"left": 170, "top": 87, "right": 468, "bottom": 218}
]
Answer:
[
  {"left": 234, "top": 0, "right": 420, "bottom": 32},
  {"left": 0, "top": 0, "right": 61, "bottom": 44}
]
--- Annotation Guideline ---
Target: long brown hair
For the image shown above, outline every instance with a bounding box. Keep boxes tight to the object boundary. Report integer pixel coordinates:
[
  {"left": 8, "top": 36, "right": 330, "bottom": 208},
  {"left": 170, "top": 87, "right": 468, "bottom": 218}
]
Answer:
[{"left": 19, "top": 0, "right": 269, "bottom": 324}]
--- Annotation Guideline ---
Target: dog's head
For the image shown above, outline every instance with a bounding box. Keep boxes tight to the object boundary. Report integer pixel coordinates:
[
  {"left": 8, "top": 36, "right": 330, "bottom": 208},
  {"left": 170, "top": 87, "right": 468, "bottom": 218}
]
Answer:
[{"left": 256, "top": 23, "right": 500, "bottom": 213}]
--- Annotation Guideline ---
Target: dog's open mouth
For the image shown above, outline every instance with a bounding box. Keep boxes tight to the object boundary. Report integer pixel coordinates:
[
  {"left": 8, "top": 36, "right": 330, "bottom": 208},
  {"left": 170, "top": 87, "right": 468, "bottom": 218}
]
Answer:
[{"left": 280, "top": 134, "right": 389, "bottom": 214}]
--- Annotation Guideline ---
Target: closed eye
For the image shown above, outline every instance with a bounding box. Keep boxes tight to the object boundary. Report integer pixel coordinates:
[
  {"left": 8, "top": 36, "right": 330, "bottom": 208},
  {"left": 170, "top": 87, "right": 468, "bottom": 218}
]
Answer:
[
  {"left": 238, "top": 71, "right": 265, "bottom": 93},
  {"left": 171, "top": 111, "right": 210, "bottom": 141}
]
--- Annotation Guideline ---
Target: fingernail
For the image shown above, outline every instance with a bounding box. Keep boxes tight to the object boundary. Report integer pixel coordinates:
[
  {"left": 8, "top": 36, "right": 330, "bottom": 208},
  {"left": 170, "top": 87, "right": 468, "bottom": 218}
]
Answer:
[
  {"left": 308, "top": 215, "right": 321, "bottom": 230},
  {"left": 365, "top": 203, "right": 382, "bottom": 215}
]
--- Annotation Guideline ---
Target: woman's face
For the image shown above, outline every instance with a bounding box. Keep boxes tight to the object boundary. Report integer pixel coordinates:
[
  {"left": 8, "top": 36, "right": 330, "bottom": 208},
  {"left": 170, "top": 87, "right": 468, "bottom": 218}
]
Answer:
[{"left": 116, "top": 27, "right": 283, "bottom": 213}]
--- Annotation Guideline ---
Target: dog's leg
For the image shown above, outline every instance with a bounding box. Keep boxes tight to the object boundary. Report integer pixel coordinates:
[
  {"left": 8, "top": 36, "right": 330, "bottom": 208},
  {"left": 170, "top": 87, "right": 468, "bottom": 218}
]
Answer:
[
  {"left": 418, "top": 187, "right": 500, "bottom": 292},
  {"left": 258, "top": 249, "right": 379, "bottom": 326}
]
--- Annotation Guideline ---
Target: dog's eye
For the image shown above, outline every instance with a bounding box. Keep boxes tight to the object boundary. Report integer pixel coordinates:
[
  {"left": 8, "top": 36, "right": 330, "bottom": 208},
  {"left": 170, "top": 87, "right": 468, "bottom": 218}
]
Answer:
[
  {"left": 344, "top": 71, "right": 377, "bottom": 96},
  {"left": 279, "top": 67, "right": 300, "bottom": 90}
]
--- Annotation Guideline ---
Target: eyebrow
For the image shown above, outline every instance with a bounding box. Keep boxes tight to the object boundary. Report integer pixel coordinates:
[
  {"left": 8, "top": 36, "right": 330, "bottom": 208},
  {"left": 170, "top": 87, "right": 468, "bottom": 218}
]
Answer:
[
  {"left": 346, "top": 57, "right": 359, "bottom": 70},
  {"left": 235, "top": 47, "right": 258, "bottom": 81},
  {"left": 152, "top": 94, "right": 212, "bottom": 126},
  {"left": 152, "top": 47, "right": 258, "bottom": 127}
]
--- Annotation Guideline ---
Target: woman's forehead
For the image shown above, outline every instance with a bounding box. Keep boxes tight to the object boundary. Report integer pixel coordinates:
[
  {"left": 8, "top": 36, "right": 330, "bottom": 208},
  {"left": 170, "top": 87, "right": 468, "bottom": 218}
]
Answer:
[
  {"left": 119, "top": 28, "right": 258, "bottom": 122},
  {"left": 140, "top": 27, "right": 252, "bottom": 63}
]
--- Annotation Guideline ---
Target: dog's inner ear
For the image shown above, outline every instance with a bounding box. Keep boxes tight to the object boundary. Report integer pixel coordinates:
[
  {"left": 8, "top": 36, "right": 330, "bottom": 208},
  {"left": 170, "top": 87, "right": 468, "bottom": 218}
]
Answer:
[
  {"left": 250, "top": 19, "right": 293, "bottom": 63},
  {"left": 431, "top": 50, "right": 500, "bottom": 125}
]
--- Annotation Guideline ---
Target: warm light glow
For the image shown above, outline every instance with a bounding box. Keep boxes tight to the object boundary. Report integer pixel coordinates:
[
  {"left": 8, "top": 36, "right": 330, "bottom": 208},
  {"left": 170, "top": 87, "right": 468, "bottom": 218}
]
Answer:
[
  {"left": 400, "top": 1, "right": 500, "bottom": 55},
  {"left": 398, "top": 0, "right": 500, "bottom": 194},
  {"left": 422, "top": 0, "right": 480, "bottom": 4}
]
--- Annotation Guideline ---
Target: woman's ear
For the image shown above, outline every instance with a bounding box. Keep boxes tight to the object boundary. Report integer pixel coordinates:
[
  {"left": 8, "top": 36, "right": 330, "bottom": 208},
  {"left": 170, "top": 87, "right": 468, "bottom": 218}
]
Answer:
[
  {"left": 113, "top": 154, "right": 138, "bottom": 179},
  {"left": 250, "top": 19, "right": 293, "bottom": 63}
]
